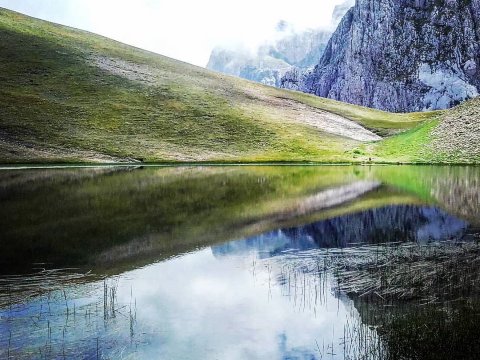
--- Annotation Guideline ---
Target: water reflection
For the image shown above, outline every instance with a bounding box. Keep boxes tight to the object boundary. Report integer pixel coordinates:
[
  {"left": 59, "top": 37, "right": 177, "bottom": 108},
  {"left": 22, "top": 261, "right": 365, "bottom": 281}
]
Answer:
[
  {"left": 0, "top": 166, "right": 365, "bottom": 273},
  {"left": 0, "top": 165, "right": 479, "bottom": 359},
  {"left": 213, "top": 205, "right": 469, "bottom": 259},
  {"left": 0, "top": 165, "right": 478, "bottom": 274},
  {"left": 119, "top": 250, "right": 361, "bottom": 359},
  {"left": 0, "top": 246, "right": 382, "bottom": 359}
]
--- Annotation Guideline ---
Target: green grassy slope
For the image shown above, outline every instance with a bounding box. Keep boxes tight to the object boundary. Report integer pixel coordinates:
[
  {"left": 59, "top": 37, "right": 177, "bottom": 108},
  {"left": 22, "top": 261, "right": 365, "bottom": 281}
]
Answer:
[
  {"left": 366, "top": 97, "right": 480, "bottom": 164},
  {"left": 0, "top": 8, "right": 439, "bottom": 164}
]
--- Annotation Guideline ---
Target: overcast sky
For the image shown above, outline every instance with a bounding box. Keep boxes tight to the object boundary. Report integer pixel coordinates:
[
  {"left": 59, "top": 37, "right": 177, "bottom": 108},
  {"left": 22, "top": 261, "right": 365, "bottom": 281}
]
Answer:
[{"left": 0, "top": 0, "right": 345, "bottom": 67}]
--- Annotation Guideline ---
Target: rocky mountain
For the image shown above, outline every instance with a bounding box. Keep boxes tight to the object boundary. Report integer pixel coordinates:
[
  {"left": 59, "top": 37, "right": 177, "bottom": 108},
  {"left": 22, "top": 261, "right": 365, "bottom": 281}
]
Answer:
[
  {"left": 282, "top": 0, "right": 480, "bottom": 112},
  {"left": 206, "top": 0, "right": 354, "bottom": 87}
]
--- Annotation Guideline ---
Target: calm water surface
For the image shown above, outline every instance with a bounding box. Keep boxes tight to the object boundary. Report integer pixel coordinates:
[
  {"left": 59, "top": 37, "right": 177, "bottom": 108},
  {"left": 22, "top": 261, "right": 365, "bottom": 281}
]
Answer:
[{"left": 0, "top": 165, "right": 478, "bottom": 359}]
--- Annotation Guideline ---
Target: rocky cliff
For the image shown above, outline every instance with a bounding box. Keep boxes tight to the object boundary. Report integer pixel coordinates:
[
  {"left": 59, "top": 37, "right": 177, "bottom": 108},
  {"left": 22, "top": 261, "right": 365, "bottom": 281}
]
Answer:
[
  {"left": 206, "top": 0, "right": 354, "bottom": 87},
  {"left": 282, "top": 0, "right": 480, "bottom": 112}
]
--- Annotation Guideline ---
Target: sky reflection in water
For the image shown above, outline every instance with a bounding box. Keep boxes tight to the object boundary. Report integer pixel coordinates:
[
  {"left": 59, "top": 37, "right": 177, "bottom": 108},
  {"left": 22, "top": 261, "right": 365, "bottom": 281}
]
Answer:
[{"left": 122, "top": 249, "right": 355, "bottom": 359}]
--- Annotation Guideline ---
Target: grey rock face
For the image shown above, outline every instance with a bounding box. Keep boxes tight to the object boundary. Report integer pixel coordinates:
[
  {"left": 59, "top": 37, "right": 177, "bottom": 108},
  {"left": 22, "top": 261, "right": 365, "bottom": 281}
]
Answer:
[
  {"left": 280, "top": 66, "right": 310, "bottom": 91},
  {"left": 266, "top": 29, "right": 331, "bottom": 69},
  {"left": 206, "top": 0, "right": 354, "bottom": 87},
  {"left": 282, "top": 0, "right": 480, "bottom": 112}
]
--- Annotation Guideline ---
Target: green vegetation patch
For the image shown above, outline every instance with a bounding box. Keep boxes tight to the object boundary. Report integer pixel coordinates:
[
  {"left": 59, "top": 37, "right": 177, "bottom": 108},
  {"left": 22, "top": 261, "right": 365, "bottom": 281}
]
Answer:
[{"left": 368, "top": 119, "right": 440, "bottom": 163}]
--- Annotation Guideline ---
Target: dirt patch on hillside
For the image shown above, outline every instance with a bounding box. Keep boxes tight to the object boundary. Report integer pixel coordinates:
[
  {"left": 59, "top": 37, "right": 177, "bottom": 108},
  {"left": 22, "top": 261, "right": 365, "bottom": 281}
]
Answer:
[
  {"left": 243, "top": 87, "right": 382, "bottom": 142},
  {"left": 90, "top": 56, "right": 157, "bottom": 85},
  {"left": 90, "top": 55, "right": 382, "bottom": 143}
]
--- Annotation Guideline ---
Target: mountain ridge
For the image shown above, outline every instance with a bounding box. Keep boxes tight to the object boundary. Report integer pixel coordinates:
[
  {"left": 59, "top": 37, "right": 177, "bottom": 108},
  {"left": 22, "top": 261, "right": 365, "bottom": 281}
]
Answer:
[
  {"left": 0, "top": 6, "right": 410, "bottom": 164},
  {"left": 282, "top": 0, "right": 480, "bottom": 112}
]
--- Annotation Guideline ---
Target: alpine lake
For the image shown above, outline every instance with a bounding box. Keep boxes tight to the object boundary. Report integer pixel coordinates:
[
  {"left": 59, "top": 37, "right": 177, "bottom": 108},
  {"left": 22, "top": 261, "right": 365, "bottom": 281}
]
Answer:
[{"left": 0, "top": 165, "right": 479, "bottom": 360}]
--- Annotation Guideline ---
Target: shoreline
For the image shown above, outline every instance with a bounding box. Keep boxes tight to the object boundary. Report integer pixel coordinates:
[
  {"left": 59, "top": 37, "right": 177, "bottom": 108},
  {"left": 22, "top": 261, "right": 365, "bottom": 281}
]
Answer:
[{"left": 0, "top": 161, "right": 479, "bottom": 170}]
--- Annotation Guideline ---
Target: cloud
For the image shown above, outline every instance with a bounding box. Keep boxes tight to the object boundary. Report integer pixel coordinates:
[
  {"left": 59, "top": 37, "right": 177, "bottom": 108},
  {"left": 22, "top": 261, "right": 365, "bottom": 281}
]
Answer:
[{"left": 0, "top": 0, "right": 346, "bottom": 66}]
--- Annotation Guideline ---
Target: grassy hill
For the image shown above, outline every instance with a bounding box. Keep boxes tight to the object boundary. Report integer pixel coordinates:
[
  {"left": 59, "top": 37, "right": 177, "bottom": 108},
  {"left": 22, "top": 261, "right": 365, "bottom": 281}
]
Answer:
[
  {"left": 366, "top": 98, "right": 480, "bottom": 164},
  {"left": 0, "top": 8, "right": 477, "bottom": 164}
]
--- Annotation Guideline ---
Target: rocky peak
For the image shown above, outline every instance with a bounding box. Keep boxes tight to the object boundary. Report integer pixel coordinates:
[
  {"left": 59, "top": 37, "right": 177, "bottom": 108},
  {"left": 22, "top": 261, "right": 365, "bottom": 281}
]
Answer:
[
  {"left": 332, "top": 0, "right": 355, "bottom": 25},
  {"left": 282, "top": 0, "right": 480, "bottom": 112}
]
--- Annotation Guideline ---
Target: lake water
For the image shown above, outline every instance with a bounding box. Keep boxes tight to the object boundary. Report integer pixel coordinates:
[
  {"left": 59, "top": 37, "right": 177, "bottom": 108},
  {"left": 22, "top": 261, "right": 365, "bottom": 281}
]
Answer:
[{"left": 0, "top": 165, "right": 479, "bottom": 359}]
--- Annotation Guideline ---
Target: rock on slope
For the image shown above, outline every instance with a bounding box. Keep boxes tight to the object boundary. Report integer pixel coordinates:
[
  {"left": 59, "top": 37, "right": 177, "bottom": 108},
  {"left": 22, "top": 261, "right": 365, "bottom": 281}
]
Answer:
[
  {"left": 282, "top": 0, "right": 480, "bottom": 112},
  {"left": 206, "top": 0, "right": 354, "bottom": 87}
]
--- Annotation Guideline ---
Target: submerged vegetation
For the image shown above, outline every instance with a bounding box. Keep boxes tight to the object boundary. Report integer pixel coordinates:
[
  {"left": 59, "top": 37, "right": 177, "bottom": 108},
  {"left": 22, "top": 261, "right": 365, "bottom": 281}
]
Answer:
[
  {"left": 272, "top": 240, "right": 480, "bottom": 360},
  {"left": 375, "top": 300, "right": 480, "bottom": 360},
  {"left": 346, "top": 242, "right": 480, "bottom": 360},
  {"left": 0, "top": 276, "right": 138, "bottom": 359},
  {"left": 3, "top": 241, "right": 480, "bottom": 359}
]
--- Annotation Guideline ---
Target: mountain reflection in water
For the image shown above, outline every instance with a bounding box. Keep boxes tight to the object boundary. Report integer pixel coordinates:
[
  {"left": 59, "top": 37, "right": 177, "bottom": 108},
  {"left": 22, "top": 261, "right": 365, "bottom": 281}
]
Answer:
[{"left": 213, "top": 205, "right": 469, "bottom": 259}]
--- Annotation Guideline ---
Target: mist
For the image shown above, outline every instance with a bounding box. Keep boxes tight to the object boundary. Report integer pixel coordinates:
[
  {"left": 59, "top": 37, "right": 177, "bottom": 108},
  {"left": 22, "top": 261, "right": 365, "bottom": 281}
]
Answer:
[{"left": 0, "top": 0, "right": 347, "bottom": 67}]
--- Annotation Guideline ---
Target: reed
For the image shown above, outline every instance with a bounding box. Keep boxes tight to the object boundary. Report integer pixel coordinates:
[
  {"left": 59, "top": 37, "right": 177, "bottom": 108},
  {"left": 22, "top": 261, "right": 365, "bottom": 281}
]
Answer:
[{"left": 281, "top": 241, "right": 480, "bottom": 304}]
